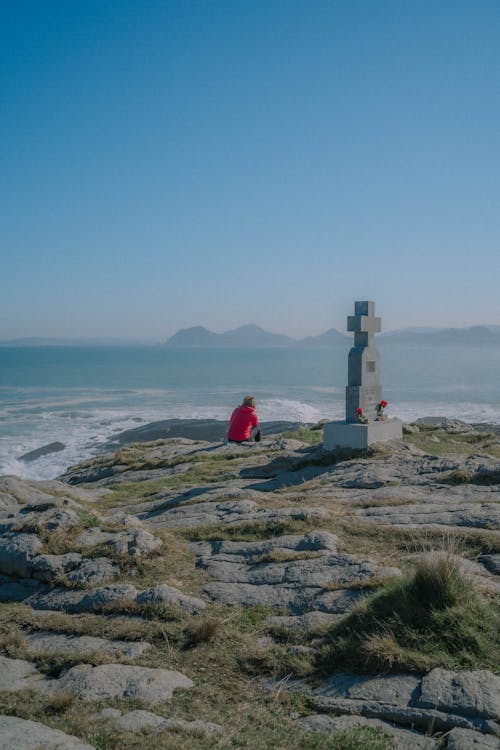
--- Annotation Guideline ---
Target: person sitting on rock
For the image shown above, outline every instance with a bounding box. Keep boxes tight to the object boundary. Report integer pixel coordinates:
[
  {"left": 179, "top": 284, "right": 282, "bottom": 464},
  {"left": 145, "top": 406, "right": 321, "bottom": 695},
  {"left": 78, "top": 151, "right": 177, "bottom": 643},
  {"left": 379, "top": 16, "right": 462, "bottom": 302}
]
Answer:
[{"left": 227, "top": 395, "right": 261, "bottom": 443}]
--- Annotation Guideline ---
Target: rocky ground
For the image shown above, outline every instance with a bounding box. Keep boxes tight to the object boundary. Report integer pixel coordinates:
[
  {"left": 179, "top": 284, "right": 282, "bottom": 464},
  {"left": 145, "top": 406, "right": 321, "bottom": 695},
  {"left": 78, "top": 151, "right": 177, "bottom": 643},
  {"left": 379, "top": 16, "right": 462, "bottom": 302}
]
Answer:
[{"left": 0, "top": 419, "right": 499, "bottom": 749}]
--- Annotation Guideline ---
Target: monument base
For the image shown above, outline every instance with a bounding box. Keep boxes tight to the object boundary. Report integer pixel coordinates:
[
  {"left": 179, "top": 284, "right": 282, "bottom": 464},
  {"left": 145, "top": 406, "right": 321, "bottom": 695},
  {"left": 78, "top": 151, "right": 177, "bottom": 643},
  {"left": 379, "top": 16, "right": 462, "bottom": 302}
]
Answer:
[{"left": 323, "top": 418, "right": 403, "bottom": 451}]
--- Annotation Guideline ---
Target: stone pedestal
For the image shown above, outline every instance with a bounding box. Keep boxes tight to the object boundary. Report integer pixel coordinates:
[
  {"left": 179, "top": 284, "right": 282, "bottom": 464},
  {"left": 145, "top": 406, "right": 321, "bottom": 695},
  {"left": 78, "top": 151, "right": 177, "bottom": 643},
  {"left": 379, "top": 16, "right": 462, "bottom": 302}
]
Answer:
[{"left": 323, "top": 418, "right": 403, "bottom": 451}]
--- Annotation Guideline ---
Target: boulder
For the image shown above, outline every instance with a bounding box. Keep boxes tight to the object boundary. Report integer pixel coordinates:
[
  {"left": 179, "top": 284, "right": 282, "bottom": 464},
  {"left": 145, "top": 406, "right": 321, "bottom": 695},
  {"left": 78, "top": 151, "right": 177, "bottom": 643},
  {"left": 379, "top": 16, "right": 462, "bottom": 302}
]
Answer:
[
  {"left": 76, "top": 528, "right": 161, "bottom": 557},
  {"left": 50, "top": 664, "right": 193, "bottom": 703},
  {"left": 445, "top": 728, "right": 500, "bottom": 749},
  {"left": 24, "top": 632, "right": 150, "bottom": 659},
  {"left": 31, "top": 553, "right": 83, "bottom": 582},
  {"left": 136, "top": 584, "right": 205, "bottom": 614},
  {"left": 66, "top": 558, "right": 120, "bottom": 586},
  {"left": 0, "top": 655, "right": 46, "bottom": 692},
  {"left": 419, "top": 669, "right": 500, "bottom": 721},
  {"left": 0, "top": 716, "right": 95, "bottom": 750},
  {"left": 0, "top": 534, "right": 42, "bottom": 577},
  {"left": 97, "top": 708, "right": 222, "bottom": 735}
]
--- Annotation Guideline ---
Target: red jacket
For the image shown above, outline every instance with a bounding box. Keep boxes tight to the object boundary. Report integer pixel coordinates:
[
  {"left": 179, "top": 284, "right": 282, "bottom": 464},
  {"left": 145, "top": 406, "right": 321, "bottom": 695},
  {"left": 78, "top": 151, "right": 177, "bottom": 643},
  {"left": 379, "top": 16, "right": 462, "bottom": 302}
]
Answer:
[{"left": 227, "top": 405, "right": 258, "bottom": 441}]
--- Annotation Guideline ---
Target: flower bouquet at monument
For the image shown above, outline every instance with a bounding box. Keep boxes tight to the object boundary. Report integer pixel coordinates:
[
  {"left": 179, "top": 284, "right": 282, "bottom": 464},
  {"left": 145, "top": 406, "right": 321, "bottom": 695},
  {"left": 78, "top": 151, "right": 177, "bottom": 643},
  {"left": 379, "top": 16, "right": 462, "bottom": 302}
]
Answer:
[
  {"left": 376, "top": 399, "right": 388, "bottom": 421},
  {"left": 356, "top": 407, "right": 368, "bottom": 424}
]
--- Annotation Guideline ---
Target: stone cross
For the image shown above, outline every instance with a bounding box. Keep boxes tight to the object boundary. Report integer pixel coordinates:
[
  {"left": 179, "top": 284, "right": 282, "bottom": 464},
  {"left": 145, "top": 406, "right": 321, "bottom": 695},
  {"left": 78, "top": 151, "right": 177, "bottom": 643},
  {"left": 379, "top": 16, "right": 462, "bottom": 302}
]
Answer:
[{"left": 346, "top": 301, "right": 382, "bottom": 423}]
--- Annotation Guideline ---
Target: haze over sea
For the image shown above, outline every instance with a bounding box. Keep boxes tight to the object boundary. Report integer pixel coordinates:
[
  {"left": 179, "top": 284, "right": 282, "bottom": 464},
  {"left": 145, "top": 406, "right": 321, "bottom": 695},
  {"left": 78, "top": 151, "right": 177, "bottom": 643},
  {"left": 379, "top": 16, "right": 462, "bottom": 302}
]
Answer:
[{"left": 1, "top": 343, "right": 499, "bottom": 481}]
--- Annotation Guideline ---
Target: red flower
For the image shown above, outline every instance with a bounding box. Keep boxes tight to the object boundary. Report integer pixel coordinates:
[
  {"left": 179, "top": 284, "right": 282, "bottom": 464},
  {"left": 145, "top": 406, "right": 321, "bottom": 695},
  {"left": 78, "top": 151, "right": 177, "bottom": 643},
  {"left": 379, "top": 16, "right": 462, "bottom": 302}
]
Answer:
[
  {"left": 356, "top": 407, "right": 363, "bottom": 414},
  {"left": 380, "top": 400, "right": 388, "bottom": 408}
]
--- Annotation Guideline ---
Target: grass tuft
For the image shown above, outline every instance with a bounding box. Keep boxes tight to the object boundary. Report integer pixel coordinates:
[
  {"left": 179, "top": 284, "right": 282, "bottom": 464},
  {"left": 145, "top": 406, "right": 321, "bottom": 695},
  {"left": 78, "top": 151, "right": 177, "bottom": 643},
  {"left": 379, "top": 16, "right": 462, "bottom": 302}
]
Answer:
[{"left": 320, "top": 554, "right": 500, "bottom": 674}]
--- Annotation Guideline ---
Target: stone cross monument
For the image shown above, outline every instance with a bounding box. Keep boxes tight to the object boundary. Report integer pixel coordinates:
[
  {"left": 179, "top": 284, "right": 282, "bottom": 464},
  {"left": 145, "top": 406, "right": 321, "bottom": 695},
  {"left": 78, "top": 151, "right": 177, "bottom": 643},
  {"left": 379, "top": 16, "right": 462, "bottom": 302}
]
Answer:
[
  {"left": 346, "top": 300, "right": 382, "bottom": 422},
  {"left": 323, "top": 300, "right": 403, "bottom": 450}
]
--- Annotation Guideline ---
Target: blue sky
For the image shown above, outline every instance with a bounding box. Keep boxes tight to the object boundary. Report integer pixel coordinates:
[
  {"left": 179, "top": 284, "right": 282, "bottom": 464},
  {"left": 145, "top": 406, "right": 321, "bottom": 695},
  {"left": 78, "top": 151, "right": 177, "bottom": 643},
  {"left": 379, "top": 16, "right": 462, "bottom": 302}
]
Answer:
[{"left": 2, "top": 0, "right": 499, "bottom": 340}]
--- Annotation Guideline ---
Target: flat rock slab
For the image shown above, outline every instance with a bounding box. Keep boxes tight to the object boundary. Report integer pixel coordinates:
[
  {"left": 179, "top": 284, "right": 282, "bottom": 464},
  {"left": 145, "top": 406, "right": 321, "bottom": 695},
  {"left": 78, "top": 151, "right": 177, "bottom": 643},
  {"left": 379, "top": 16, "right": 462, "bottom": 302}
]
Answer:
[
  {"left": 298, "top": 713, "right": 437, "bottom": 749},
  {"left": 76, "top": 527, "right": 162, "bottom": 557},
  {"left": 49, "top": 663, "right": 193, "bottom": 703},
  {"left": 28, "top": 582, "right": 204, "bottom": 615},
  {"left": 203, "top": 581, "right": 362, "bottom": 614},
  {"left": 24, "top": 632, "right": 151, "bottom": 660},
  {"left": 420, "top": 669, "right": 500, "bottom": 721},
  {"left": 0, "top": 655, "right": 46, "bottom": 692},
  {"left": 446, "top": 728, "right": 500, "bottom": 749},
  {"left": 316, "top": 673, "right": 421, "bottom": 705},
  {"left": 0, "top": 533, "right": 42, "bottom": 577},
  {"left": 27, "top": 584, "right": 139, "bottom": 613},
  {"left": 0, "top": 715, "right": 95, "bottom": 750},
  {"left": 356, "top": 502, "right": 500, "bottom": 530},
  {"left": 193, "top": 532, "right": 398, "bottom": 614},
  {"left": 310, "top": 696, "right": 499, "bottom": 735},
  {"left": 480, "top": 554, "right": 500, "bottom": 575},
  {"left": 0, "top": 576, "right": 47, "bottom": 602},
  {"left": 136, "top": 584, "right": 205, "bottom": 614},
  {"left": 143, "top": 498, "right": 330, "bottom": 528},
  {"left": 96, "top": 708, "right": 222, "bottom": 735}
]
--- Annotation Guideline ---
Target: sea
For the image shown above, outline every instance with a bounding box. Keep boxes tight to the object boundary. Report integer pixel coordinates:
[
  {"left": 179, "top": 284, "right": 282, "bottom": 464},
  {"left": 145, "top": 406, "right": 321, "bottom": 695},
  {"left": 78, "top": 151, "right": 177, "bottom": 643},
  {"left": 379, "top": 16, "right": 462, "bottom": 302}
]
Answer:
[{"left": 1, "top": 344, "right": 500, "bottom": 481}]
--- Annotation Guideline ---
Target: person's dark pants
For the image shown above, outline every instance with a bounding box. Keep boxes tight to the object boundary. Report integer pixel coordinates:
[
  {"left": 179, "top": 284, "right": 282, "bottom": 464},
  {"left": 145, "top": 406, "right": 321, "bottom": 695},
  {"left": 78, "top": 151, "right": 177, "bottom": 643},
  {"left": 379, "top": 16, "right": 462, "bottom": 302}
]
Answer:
[{"left": 229, "top": 429, "right": 261, "bottom": 443}]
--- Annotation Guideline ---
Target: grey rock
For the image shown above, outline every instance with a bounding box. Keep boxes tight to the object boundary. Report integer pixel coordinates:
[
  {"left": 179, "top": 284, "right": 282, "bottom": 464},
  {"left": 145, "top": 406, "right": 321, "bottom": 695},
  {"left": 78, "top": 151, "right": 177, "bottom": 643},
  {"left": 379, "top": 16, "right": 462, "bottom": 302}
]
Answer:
[
  {"left": 136, "top": 584, "right": 205, "bottom": 614},
  {"left": 0, "top": 533, "right": 42, "bottom": 577},
  {"left": 145, "top": 497, "right": 329, "bottom": 529},
  {"left": 191, "top": 530, "right": 338, "bottom": 561},
  {"left": 76, "top": 527, "right": 162, "bottom": 556},
  {"left": 0, "top": 715, "right": 95, "bottom": 750},
  {"left": 66, "top": 557, "right": 120, "bottom": 586},
  {"left": 203, "top": 582, "right": 361, "bottom": 615},
  {"left": 22, "top": 507, "right": 80, "bottom": 532},
  {"left": 28, "top": 584, "right": 138, "bottom": 613},
  {"left": 24, "top": 632, "right": 150, "bottom": 660},
  {"left": 316, "top": 673, "right": 421, "bottom": 705},
  {"left": 0, "top": 655, "right": 45, "bottom": 692},
  {"left": 199, "top": 553, "right": 393, "bottom": 591},
  {"left": 18, "top": 441, "right": 66, "bottom": 462},
  {"left": 31, "top": 553, "right": 83, "bottom": 582},
  {"left": 480, "top": 554, "right": 500, "bottom": 575},
  {"left": 446, "top": 728, "right": 500, "bottom": 749},
  {"left": 50, "top": 663, "right": 193, "bottom": 703},
  {"left": 298, "top": 714, "right": 437, "bottom": 749},
  {"left": 76, "top": 584, "right": 139, "bottom": 613},
  {"left": 26, "top": 587, "right": 90, "bottom": 612},
  {"left": 98, "top": 708, "right": 222, "bottom": 735},
  {"left": 311, "top": 696, "right": 499, "bottom": 735},
  {"left": 195, "top": 531, "right": 396, "bottom": 614},
  {"left": 357, "top": 502, "right": 500, "bottom": 530},
  {"left": 419, "top": 669, "right": 500, "bottom": 721},
  {"left": 0, "top": 576, "right": 47, "bottom": 602}
]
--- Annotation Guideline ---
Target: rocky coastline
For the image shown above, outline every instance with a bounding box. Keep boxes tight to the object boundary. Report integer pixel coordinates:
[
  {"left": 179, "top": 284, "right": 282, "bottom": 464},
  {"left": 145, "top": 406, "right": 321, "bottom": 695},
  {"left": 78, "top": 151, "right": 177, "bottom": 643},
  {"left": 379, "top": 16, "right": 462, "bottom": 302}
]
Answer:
[{"left": 0, "top": 418, "right": 499, "bottom": 749}]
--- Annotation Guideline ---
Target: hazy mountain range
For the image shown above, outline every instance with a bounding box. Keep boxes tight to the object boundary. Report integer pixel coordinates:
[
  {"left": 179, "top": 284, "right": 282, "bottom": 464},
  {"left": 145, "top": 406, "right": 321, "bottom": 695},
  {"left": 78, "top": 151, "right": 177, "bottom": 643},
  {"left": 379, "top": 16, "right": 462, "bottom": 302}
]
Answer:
[
  {"left": 164, "top": 324, "right": 500, "bottom": 348},
  {"left": 1, "top": 325, "right": 500, "bottom": 347}
]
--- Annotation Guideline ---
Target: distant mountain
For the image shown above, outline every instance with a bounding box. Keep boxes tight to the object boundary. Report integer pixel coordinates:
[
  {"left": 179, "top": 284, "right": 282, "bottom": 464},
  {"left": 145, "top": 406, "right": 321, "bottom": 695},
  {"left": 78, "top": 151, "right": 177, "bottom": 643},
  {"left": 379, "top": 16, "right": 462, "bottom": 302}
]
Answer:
[
  {"left": 298, "top": 328, "right": 349, "bottom": 346},
  {"left": 379, "top": 326, "right": 500, "bottom": 346},
  {"left": 165, "top": 324, "right": 500, "bottom": 348},
  {"left": 165, "top": 325, "right": 295, "bottom": 347}
]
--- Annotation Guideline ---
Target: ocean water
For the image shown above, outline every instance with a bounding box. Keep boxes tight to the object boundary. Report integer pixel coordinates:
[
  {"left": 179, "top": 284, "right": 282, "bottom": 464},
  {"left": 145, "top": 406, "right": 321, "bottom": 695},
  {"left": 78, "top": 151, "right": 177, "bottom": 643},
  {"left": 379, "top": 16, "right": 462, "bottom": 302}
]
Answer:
[{"left": 1, "top": 344, "right": 499, "bottom": 480}]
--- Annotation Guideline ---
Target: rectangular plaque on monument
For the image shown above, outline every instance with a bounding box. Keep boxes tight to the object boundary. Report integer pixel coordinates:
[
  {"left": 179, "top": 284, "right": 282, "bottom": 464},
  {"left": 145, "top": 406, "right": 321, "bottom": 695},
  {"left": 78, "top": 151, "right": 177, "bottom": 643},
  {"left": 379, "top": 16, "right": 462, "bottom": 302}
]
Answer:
[{"left": 323, "top": 301, "right": 402, "bottom": 450}]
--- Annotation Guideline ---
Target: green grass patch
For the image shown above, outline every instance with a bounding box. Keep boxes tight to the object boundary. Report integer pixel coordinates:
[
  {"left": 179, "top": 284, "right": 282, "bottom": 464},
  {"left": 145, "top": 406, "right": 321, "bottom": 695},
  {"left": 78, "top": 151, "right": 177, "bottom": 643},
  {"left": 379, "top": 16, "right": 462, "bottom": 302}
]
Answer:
[
  {"left": 182, "top": 518, "right": 317, "bottom": 542},
  {"left": 280, "top": 427, "right": 324, "bottom": 444},
  {"left": 320, "top": 554, "right": 500, "bottom": 674}
]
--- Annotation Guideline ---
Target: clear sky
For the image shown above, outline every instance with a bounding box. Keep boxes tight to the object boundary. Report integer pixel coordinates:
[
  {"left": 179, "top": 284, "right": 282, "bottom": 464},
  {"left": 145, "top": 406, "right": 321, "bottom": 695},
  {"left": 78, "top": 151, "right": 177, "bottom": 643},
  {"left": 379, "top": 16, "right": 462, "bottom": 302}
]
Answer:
[{"left": 2, "top": 0, "right": 499, "bottom": 340}]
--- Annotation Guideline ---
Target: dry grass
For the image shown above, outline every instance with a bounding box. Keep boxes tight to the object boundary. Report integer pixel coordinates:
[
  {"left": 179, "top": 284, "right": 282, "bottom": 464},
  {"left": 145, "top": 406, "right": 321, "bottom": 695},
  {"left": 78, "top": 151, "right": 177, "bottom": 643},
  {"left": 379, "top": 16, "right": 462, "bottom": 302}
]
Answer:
[{"left": 319, "top": 554, "right": 500, "bottom": 675}]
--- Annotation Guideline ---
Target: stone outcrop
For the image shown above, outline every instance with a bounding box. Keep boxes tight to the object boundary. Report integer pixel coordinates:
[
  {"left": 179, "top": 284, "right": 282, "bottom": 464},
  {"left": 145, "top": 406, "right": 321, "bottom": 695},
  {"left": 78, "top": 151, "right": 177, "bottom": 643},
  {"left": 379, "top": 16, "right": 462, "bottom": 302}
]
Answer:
[{"left": 0, "top": 425, "right": 499, "bottom": 748}]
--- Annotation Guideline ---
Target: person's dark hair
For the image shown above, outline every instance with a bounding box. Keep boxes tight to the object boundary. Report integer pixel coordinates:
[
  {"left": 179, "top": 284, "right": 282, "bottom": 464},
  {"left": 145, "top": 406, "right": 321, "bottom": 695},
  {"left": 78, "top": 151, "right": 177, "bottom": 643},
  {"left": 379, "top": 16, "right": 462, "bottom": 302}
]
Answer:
[{"left": 242, "top": 395, "right": 255, "bottom": 408}]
